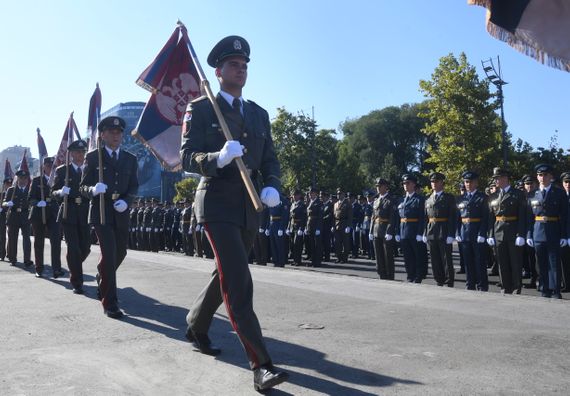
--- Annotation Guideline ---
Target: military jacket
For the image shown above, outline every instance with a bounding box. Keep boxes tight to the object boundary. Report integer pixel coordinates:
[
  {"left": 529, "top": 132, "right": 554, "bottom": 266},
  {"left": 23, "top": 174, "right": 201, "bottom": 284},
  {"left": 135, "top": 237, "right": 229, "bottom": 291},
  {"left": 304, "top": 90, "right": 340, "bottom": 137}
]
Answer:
[
  {"left": 351, "top": 202, "right": 363, "bottom": 228},
  {"left": 361, "top": 202, "right": 373, "bottom": 230},
  {"left": 163, "top": 208, "right": 174, "bottom": 231},
  {"left": 396, "top": 193, "right": 426, "bottom": 240},
  {"left": 180, "top": 94, "right": 281, "bottom": 231},
  {"left": 269, "top": 200, "right": 289, "bottom": 230},
  {"left": 526, "top": 186, "right": 567, "bottom": 243},
  {"left": 80, "top": 148, "right": 138, "bottom": 226},
  {"left": 370, "top": 194, "right": 398, "bottom": 238},
  {"left": 181, "top": 206, "right": 192, "bottom": 233},
  {"left": 456, "top": 190, "right": 488, "bottom": 242},
  {"left": 136, "top": 206, "right": 145, "bottom": 231},
  {"left": 143, "top": 207, "right": 153, "bottom": 229},
  {"left": 334, "top": 198, "right": 353, "bottom": 230},
  {"left": 289, "top": 200, "right": 307, "bottom": 231},
  {"left": 51, "top": 164, "right": 89, "bottom": 225},
  {"left": 321, "top": 200, "right": 334, "bottom": 228},
  {"left": 151, "top": 207, "right": 164, "bottom": 231},
  {"left": 29, "top": 175, "right": 58, "bottom": 223},
  {"left": 487, "top": 187, "right": 527, "bottom": 242},
  {"left": 172, "top": 208, "right": 181, "bottom": 233},
  {"left": 306, "top": 198, "right": 323, "bottom": 234},
  {"left": 129, "top": 208, "right": 138, "bottom": 231},
  {"left": 424, "top": 191, "right": 456, "bottom": 240},
  {"left": 3, "top": 185, "right": 30, "bottom": 226}
]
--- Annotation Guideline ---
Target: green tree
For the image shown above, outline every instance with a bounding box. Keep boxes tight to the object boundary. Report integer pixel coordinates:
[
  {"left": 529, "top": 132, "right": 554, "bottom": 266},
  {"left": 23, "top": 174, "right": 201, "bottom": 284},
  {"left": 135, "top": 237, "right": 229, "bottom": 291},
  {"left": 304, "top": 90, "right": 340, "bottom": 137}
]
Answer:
[
  {"left": 173, "top": 176, "right": 198, "bottom": 202},
  {"left": 339, "top": 103, "right": 428, "bottom": 189},
  {"left": 271, "top": 108, "right": 340, "bottom": 193},
  {"left": 419, "top": 52, "right": 502, "bottom": 191}
]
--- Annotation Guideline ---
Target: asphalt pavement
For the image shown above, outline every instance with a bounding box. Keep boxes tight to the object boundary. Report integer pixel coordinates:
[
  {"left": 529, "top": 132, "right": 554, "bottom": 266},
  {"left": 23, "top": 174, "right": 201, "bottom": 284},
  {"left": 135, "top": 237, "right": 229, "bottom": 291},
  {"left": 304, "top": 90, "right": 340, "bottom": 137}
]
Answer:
[{"left": 1, "top": 238, "right": 569, "bottom": 395}]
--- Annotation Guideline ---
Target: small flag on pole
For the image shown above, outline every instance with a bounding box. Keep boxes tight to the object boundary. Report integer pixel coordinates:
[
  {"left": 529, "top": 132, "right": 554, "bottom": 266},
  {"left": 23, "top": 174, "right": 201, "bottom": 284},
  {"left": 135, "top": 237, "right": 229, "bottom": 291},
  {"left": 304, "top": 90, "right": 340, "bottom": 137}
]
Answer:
[
  {"left": 87, "top": 83, "right": 102, "bottom": 151},
  {"left": 4, "top": 159, "right": 14, "bottom": 180},
  {"left": 132, "top": 24, "right": 201, "bottom": 171},
  {"left": 49, "top": 112, "right": 80, "bottom": 186},
  {"left": 37, "top": 128, "right": 48, "bottom": 164},
  {"left": 469, "top": 0, "right": 570, "bottom": 72}
]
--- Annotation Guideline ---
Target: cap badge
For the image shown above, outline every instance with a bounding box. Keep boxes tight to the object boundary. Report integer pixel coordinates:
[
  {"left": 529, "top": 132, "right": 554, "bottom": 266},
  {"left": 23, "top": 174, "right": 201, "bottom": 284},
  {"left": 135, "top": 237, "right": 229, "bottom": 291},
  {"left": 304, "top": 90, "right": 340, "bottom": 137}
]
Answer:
[{"left": 233, "top": 39, "right": 242, "bottom": 50}]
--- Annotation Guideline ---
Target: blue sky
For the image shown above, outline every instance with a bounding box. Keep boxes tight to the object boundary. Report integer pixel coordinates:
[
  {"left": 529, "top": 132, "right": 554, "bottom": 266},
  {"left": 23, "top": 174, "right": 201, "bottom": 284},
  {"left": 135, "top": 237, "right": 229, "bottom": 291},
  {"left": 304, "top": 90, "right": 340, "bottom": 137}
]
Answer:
[{"left": 1, "top": 0, "right": 569, "bottom": 160}]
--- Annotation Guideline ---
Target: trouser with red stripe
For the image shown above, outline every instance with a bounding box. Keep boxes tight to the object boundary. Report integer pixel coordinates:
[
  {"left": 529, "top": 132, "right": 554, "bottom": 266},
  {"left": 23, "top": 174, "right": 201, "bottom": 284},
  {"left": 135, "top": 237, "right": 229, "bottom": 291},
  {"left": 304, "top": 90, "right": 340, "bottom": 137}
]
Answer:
[{"left": 186, "top": 222, "right": 271, "bottom": 369}]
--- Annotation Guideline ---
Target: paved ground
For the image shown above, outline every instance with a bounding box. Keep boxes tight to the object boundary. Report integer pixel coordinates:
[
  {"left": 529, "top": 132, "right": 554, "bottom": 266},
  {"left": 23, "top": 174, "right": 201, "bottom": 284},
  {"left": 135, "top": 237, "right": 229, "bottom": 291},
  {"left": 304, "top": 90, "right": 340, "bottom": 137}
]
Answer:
[{"left": 1, "top": 239, "right": 569, "bottom": 395}]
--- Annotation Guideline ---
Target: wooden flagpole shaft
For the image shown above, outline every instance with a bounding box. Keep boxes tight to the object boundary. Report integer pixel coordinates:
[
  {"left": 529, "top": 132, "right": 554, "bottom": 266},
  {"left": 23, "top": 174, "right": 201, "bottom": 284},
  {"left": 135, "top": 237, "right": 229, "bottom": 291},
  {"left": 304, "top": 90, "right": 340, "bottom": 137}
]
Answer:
[
  {"left": 63, "top": 150, "right": 70, "bottom": 220},
  {"left": 180, "top": 25, "right": 263, "bottom": 213},
  {"left": 97, "top": 136, "right": 105, "bottom": 225},
  {"left": 39, "top": 162, "right": 46, "bottom": 225}
]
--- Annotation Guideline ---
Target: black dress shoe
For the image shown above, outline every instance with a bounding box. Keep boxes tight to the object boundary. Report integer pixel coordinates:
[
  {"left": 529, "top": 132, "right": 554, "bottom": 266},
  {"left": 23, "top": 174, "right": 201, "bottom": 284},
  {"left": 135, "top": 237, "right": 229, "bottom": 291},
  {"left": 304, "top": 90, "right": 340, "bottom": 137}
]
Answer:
[
  {"left": 35, "top": 272, "right": 43, "bottom": 278},
  {"left": 10, "top": 261, "right": 16, "bottom": 266},
  {"left": 53, "top": 269, "right": 65, "bottom": 279},
  {"left": 253, "top": 365, "right": 289, "bottom": 392},
  {"left": 24, "top": 261, "right": 33, "bottom": 268},
  {"left": 104, "top": 308, "right": 124, "bottom": 319},
  {"left": 185, "top": 328, "right": 221, "bottom": 356},
  {"left": 72, "top": 287, "right": 84, "bottom": 294}
]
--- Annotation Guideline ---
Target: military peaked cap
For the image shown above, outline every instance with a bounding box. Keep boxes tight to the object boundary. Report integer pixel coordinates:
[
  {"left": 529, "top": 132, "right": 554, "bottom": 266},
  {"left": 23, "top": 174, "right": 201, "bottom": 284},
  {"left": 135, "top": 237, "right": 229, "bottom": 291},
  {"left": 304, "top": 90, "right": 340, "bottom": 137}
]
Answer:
[
  {"left": 429, "top": 172, "right": 445, "bottom": 181},
  {"left": 207, "top": 36, "right": 250, "bottom": 68},
  {"left": 461, "top": 171, "right": 478, "bottom": 180},
  {"left": 68, "top": 139, "right": 88, "bottom": 151},
  {"left": 401, "top": 174, "right": 417, "bottom": 183},
  {"left": 375, "top": 178, "right": 388, "bottom": 186},
  {"left": 535, "top": 163, "right": 553, "bottom": 174},
  {"left": 492, "top": 167, "right": 510, "bottom": 178},
  {"left": 15, "top": 169, "right": 29, "bottom": 177},
  {"left": 98, "top": 116, "right": 126, "bottom": 132}
]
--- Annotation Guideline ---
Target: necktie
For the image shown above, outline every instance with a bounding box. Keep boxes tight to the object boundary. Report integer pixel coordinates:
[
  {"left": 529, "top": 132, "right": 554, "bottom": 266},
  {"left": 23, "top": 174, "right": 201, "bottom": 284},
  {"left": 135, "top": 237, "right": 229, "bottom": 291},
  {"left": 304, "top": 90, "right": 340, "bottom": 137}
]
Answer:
[
  {"left": 232, "top": 97, "right": 242, "bottom": 117},
  {"left": 77, "top": 166, "right": 82, "bottom": 179},
  {"left": 111, "top": 150, "right": 117, "bottom": 165},
  {"left": 542, "top": 189, "right": 546, "bottom": 199},
  {"left": 468, "top": 193, "right": 472, "bottom": 200},
  {"left": 499, "top": 189, "right": 504, "bottom": 200}
]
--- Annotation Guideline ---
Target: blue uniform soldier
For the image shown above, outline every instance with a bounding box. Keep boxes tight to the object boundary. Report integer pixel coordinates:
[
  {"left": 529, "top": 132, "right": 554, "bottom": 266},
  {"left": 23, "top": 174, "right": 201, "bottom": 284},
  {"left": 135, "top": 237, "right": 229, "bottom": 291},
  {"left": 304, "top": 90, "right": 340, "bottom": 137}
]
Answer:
[
  {"left": 526, "top": 164, "right": 568, "bottom": 298},
  {"left": 456, "top": 171, "right": 489, "bottom": 291},
  {"left": 268, "top": 194, "right": 289, "bottom": 267},
  {"left": 395, "top": 174, "right": 426, "bottom": 283}
]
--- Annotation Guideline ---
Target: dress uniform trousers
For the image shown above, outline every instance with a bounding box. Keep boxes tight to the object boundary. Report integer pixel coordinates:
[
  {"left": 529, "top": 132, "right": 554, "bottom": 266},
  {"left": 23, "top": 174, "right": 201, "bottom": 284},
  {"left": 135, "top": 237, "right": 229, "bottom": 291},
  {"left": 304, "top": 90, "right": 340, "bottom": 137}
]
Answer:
[
  {"left": 268, "top": 223, "right": 286, "bottom": 267},
  {"left": 334, "top": 229, "right": 351, "bottom": 262},
  {"left": 0, "top": 212, "right": 6, "bottom": 260},
  {"left": 428, "top": 240, "right": 454, "bottom": 287},
  {"left": 291, "top": 227, "right": 304, "bottom": 265},
  {"left": 373, "top": 237, "right": 394, "bottom": 280},
  {"left": 561, "top": 245, "right": 570, "bottom": 292},
  {"left": 496, "top": 240, "right": 522, "bottom": 294},
  {"left": 7, "top": 218, "right": 31, "bottom": 264},
  {"left": 401, "top": 238, "right": 424, "bottom": 283},
  {"left": 187, "top": 222, "right": 271, "bottom": 369},
  {"left": 460, "top": 241, "right": 488, "bottom": 291},
  {"left": 307, "top": 232, "right": 322, "bottom": 267},
  {"left": 253, "top": 230, "right": 269, "bottom": 265},
  {"left": 534, "top": 241, "right": 561, "bottom": 297},
  {"left": 63, "top": 222, "right": 91, "bottom": 289},
  {"left": 31, "top": 216, "right": 62, "bottom": 275}
]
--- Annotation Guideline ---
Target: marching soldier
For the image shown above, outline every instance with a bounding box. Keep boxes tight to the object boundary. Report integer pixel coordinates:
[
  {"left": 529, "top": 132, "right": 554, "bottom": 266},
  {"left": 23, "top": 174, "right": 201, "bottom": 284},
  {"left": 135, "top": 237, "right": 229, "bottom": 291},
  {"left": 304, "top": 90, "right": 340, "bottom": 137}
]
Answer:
[
  {"left": 560, "top": 172, "right": 570, "bottom": 293},
  {"left": 305, "top": 187, "right": 323, "bottom": 267},
  {"left": 142, "top": 198, "right": 154, "bottom": 251},
  {"left": 128, "top": 199, "right": 139, "bottom": 250},
  {"left": 333, "top": 188, "right": 352, "bottom": 263},
  {"left": 180, "top": 35, "right": 288, "bottom": 391},
  {"left": 361, "top": 193, "right": 373, "bottom": 260},
  {"left": 521, "top": 174, "right": 538, "bottom": 288},
  {"left": 136, "top": 199, "right": 145, "bottom": 251},
  {"left": 424, "top": 172, "right": 456, "bottom": 287},
  {"left": 171, "top": 201, "right": 184, "bottom": 252},
  {"left": 80, "top": 115, "right": 139, "bottom": 319},
  {"left": 369, "top": 178, "right": 397, "bottom": 280},
  {"left": 29, "top": 157, "right": 63, "bottom": 278},
  {"left": 0, "top": 177, "right": 12, "bottom": 261},
  {"left": 268, "top": 194, "right": 289, "bottom": 267},
  {"left": 150, "top": 200, "right": 163, "bottom": 252},
  {"left": 288, "top": 189, "right": 306, "bottom": 266},
  {"left": 51, "top": 140, "right": 90, "bottom": 293},
  {"left": 253, "top": 207, "right": 270, "bottom": 265},
  {"left": 486, "top": 167, "right": 527, "bottom": 295},
  {"left": 320, "top": 191, "right": 333, "bottom": 262},
  {"left": 455, "top": 171, "right": 489, "bottom": 291},
  {"left": 395, "top": 174, "right": 426, "bottom": 283},
  {"left": 163, "top": 202, "right": 174, "bottom": 251},
  {"left": 190, "top": 201, "right": 203, "bottom": 257},
  {"left": 526, "top": 164, "right": 567, "bottom": 298},
  {"left": 2, "top": 170, "right": 32, "bottom": 266}
]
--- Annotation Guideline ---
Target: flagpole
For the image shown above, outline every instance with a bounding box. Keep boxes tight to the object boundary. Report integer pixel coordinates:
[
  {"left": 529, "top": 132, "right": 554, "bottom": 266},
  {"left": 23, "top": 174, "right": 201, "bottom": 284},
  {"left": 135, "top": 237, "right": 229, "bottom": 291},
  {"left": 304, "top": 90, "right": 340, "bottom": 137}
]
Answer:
[
  {"left": 63, "top": 113, "right": 73, "bottom": 220},
  {"left": 97, "top": 135, "right": 105, "bottom": 225},
  {"left": 178, "top": 22, "right": 263, "bottom": 213}
]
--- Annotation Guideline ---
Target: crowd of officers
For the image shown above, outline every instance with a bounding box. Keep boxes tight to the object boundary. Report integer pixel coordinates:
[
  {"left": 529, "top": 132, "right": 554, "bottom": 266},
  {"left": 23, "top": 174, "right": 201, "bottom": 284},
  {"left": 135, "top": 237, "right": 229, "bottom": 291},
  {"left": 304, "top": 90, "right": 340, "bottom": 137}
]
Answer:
[{"left": 3, "top": 158, "right": 570, "bottom": 300}]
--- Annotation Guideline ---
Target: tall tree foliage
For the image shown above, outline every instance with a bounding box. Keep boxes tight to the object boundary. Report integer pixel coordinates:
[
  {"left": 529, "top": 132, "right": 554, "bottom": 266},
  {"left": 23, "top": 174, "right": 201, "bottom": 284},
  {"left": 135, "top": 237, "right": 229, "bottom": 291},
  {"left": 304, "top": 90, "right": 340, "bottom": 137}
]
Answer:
[{"left": 419, "top": 53, "right": 502, "bottom": 190}]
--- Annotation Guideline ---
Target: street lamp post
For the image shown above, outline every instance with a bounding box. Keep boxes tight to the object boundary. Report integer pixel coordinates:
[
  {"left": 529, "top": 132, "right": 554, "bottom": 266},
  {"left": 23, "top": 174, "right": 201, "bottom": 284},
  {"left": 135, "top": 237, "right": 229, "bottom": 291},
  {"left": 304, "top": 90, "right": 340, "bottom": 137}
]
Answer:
[{"left": 482, "top": 56, "right": 508, "bottom": 166}]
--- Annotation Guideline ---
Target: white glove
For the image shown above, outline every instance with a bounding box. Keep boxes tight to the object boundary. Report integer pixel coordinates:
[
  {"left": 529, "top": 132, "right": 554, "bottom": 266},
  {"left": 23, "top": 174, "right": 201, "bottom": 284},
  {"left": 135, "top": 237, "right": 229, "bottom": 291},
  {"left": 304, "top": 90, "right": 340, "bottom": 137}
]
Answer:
[
  {"left": 260, "top": 187, "right": 280, "bottom": 208},
  {"left": 560, "top": 239, "right": 568, "bottom": 248},
  {"left": 37, "top": 200, "right": 47, "bottom": 208},
  {"left": 344, "top": 227, "right": 351, "bottom": 234},
  {"left": 355, "top": 226, "right": 360, "bottom": 232},
  {"left": 526, "top": 238, "right": 534, "bottom": 247},
  {"left": 515, "top": 237, "right": 525, "bottom": 247},
  {"left": 277, "top": 230, "right": 283, "bottom": 237},
  {"left": 91, "top": 182, "right": 107, "bottom": 196},
  {"left": 487, "top": 237, "right": 495, "bottom": 246},
  {"left": 385, "top": 234, "right": 393, "bottom": 241},
  {"left": 3, "top": 201, "right": 14, "bottom": 207},
  {"left": 146, "top": 227, "right": 151, "bottom": 232},
  {"left": 264, "top": 229, "right": 270, "bottom": 236},
  {"left": 258, "top": 228, "right": 265, "bottom": 233},
  {"left": 395, "top": 235, "right": 401, "bottom": 242},
  {"left": 331, "top": 227, "right": 334, "bottom": 233},
  {"left": 315, "top": 229, "right": 321, "bottom": 236},
  {"left": 195, "top": 225, "right": 201, "bottom": 232},
  {"left": 188, "top": 229, "right": 192, "bottom": 234},
  {"left": 0, "top": 207, "right": 2, "bottom": 213},
  {"left": 286, "top": 229, "right": 291, "bottom": 236},
  {"left": 456, "top": 235, "right": 462, "bottom": 243},
  {"left": 568, "top": 238, "right": 570, "bottom": 247},
  {"left": 60, "top": 186, "right": 71, "bottom": 196},
  {"left": 368, "top": 233, "right": 374, "bottom": 241},
  {"left": 113, "top": 199, "right": 128, "bottom": 213},
  {"left": 446, "top": 237, "right": 454, "bottom": 245},
  {"left": 297, "top": 229, "right": 303, "bottom": 236},
  {"left": 418, "top": 235, "right": 425, "bottom": 243},
  {"left": 216, "top": 140, "right": 243, "bottom": 168},
  {"left": 477, "top": 236, "right": 486, "bottom": 244}
]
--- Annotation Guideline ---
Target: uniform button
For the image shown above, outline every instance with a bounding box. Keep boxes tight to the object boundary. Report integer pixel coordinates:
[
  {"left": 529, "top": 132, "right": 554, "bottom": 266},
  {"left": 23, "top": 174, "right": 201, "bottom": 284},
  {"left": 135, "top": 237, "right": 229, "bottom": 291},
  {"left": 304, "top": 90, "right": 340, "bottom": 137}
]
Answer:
[{"left": 243, "top": 133, "right": 248, "bottom": 138}]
